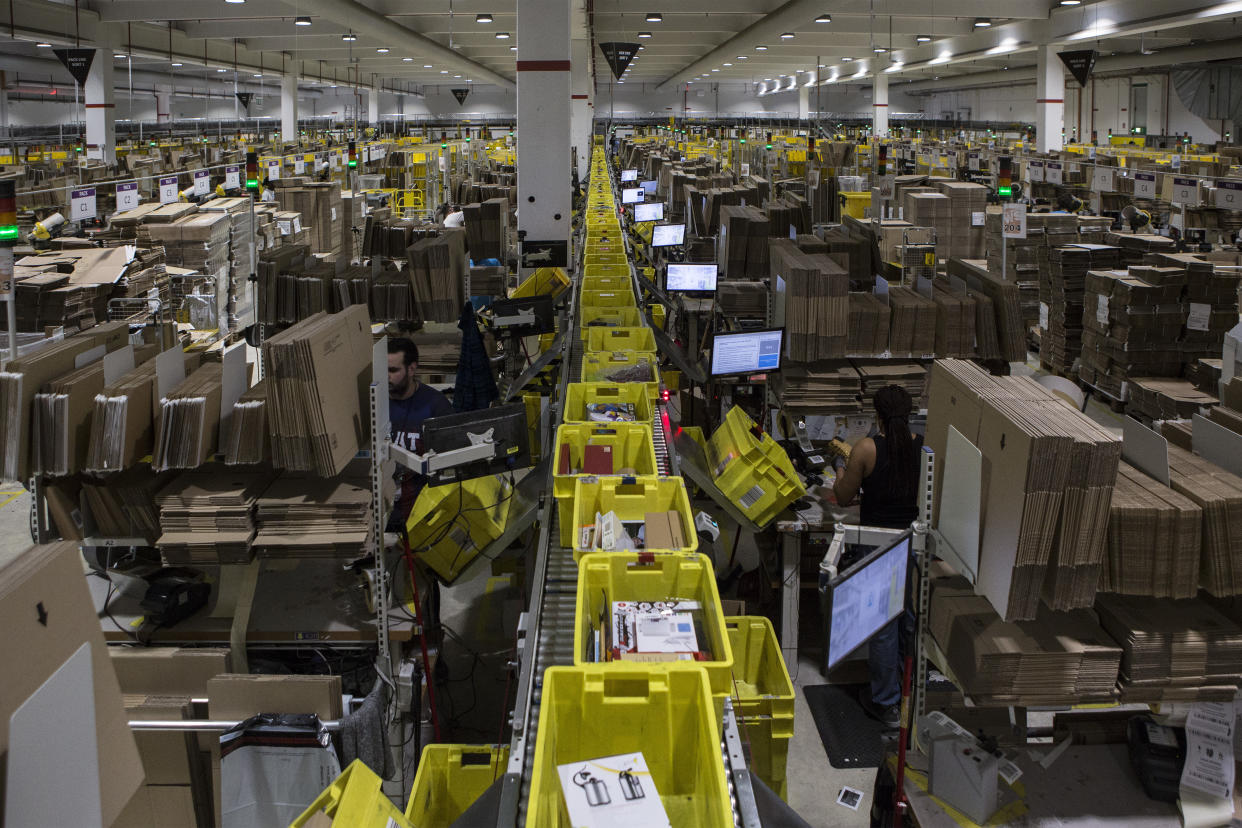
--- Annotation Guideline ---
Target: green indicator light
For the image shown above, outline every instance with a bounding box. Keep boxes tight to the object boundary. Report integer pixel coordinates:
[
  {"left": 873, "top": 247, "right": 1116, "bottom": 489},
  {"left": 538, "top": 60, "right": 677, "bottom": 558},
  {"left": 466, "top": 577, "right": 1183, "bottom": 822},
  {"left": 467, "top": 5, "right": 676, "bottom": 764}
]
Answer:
[
  {"left": 739, "top": 139, "right": 745, "bottom": 144},
  {"left": 766, "top": 144, "right": 772, "bottom": 150},
  {"left": 347, "top": 160, "right": 357, "bottom": 168},
  {"left": 998, "top": 185, "right": 1012, "bottom": 197},
  {"left": 246, "top": 178, "right": 259, "bottom": 189},
  {"left": 0, "top": 226, "right": 19, "bottom": 241}
]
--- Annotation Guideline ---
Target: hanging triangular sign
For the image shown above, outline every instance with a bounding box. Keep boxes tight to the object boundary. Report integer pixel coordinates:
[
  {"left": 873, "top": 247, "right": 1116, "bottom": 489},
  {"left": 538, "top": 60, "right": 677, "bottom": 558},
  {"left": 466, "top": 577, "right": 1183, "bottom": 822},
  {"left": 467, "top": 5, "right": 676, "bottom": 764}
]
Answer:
[
  {"left": 599, "top": 42, "right": 639, "bottom": 80},
  {"left": 1057, "top": 49, "right": 1097, "bottom": 87},
  {"left": 451, "top": 88, "right": 470, "bottom": 105},
  {"left": 53, "top": 49, "right": 95, "bottom": 87},
  {"left": 236, "top": 92, "right": 254, "bottom": 109}
]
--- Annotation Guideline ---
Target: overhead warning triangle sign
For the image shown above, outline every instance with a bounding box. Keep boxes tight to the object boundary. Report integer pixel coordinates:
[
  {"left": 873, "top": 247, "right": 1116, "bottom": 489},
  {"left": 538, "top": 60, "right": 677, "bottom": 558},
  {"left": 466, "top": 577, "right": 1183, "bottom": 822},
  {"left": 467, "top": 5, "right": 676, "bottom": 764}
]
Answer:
[
  {"left": 236, "top": 92, "right": 254, "bottom": 109},
  {"left": 53, "top": 49, "right": 95, "bottom": 87},
  {"left": 451, "top": 88, "right": 470, "bottom": 105},
  {"left": 599, "top": 42, "right": 639, "bottom": 80},
  {"left": 1058, "top": 49, "right": 1097, "bottom": 87}
]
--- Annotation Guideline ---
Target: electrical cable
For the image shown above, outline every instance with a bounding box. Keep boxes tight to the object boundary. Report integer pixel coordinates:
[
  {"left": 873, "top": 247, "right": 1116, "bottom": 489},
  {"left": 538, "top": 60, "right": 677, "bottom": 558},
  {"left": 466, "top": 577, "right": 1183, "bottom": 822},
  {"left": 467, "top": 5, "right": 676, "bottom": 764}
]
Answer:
[{"left": 401, "top": 536, "right": 443, "bottom": 743}]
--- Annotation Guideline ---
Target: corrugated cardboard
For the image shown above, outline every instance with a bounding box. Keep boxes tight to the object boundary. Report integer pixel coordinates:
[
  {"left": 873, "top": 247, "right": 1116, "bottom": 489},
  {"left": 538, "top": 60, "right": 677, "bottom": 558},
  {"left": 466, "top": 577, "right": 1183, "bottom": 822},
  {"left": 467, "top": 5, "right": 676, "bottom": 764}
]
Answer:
[
  {"left": 0, "top": 542, "right": 144, "bottom": 825},
  {"left": 644, "top": 511, "right": 686, "bottom": 551},
  {"left": 206, "top": 674, "right": 343, "bottom": 720},
  {"left": 110, "top": 647, "right": 232, "bottom": 697}
]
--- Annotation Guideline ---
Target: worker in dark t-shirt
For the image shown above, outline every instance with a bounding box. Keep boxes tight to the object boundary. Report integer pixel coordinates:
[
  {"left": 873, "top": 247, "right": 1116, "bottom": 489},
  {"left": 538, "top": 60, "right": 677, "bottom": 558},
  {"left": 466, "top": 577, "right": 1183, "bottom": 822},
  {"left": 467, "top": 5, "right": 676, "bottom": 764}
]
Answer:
[{"left": 388, "top": 337, "right": 452, "bottom": 530}]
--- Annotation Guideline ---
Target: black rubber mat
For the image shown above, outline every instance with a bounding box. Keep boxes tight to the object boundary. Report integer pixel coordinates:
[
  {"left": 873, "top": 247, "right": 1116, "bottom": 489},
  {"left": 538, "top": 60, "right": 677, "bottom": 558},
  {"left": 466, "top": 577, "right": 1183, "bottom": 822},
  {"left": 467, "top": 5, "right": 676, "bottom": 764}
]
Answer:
[{"left": 802, "top": 684, "right": 888, "bottom": 769}]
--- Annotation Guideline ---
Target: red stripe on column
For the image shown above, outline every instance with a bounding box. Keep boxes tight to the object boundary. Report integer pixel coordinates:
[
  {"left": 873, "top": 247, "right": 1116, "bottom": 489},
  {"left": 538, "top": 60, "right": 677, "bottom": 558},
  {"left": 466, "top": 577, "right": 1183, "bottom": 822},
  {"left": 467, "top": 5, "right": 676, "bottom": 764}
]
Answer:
[
  {"left": 1036, "top": 98, "right": 1064, "bottom": 104},
  {"left": 873, "top": 103, "right": 888, "bottom": 107},
  {"left": 571, "top": 94, "right": 588, "bottom": 99},
  {"left": 84, "top": 103, "right": 116, "bottom": 109},
  {"left": 516, "top": 60, "right": 571, "bottom": 71}
]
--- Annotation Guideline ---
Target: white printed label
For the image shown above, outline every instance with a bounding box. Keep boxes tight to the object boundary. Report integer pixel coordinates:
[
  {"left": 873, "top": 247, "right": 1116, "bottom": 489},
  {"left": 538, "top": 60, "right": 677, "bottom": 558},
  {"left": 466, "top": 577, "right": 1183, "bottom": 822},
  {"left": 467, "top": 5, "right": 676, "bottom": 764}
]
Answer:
[
  {"left": 1188, "top": 302, "right": 1211, "bottom": 332},
  {"left": 1097, "top": 295, "right": 1110, "bottom": 326},
  {"left": 1181, "top": 702, "right": 1235, "bottom": 800},
  {"left": 1046, "top": 163, "right": 1063, "bottom": 185},
  {"left": 739, "top": 485, "right": 765, "bottom": 511},
  {"left": 158, "top": 176, "right": 179, "bottom": 204},
  {"left": 1039, "top": 302, "right": 1049, "bottom": 330},
  {"left": 193, "top": 170, "right": 210, "bottom": 196},
  {"left": 1134, "top": 172, "right": 1157, "bottom": 199},
  {"left": 971, "top": 211, "right": 985, "bottom": 227},
  {"left": 277, "top": 220, "right": 292, "bottom": 235},
  {"left": 116, "top": 181, "right": 140, "bottom": 212},
  {"left": 331, "top": 207, "right": 337, "bottom": 222},
  {"left": 1028, "top": 161, "right": 1044, "bottom": 183},
  {"left": 224, "top": 165, "right": 240, "bottom": 190},
  {"left": 1001, "top": 203, "right": 1027, "bottom": 239},
  {"left": 293, "top": 216, "right": 302, "bottom": 233},
  {"left": 741, "top": 162, "right": 751, "bottom": 176},
  {"left": 1172, "top": 176, "right": 1198, "bottom": 205},
  {"left": 267, "top": 160, "right": 281, "bottom": 181},
  {"left": 70, "top": 187, "right": 96, "bottom": 221},
  {"left": 294, "top": 158, "right": 306, "bottom": 175},
  {"left": 1092, "top": 167, "right": 1114, "bottom": 193}
]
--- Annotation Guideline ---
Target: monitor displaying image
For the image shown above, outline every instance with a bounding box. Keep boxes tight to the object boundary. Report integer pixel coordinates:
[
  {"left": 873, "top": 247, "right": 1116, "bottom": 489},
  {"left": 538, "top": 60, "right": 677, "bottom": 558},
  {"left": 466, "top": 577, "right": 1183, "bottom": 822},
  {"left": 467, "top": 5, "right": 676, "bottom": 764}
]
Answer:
[
  {"left": 633, "top": 202, "right": 665, "bottom": 223},
  {"left": 666, "top": 263, "right": 718, "bottom": 292},
  {"left": 621, "top": 187, "right": 644, "bottom": 204},
  {"left": 651, "top": 223, "right": 686, "bottom": 247},
  {"left": 710, "top": 328, "right": 783, "bottom": 376},
  {"left": 826, "top": 533, "right": 911, "bottom": 669},
  {"left": 621, "top": 169, "right": 638, "bottom": 182},
  {"left": 640, "top": 180, "right": 659, "bottom": 195}
]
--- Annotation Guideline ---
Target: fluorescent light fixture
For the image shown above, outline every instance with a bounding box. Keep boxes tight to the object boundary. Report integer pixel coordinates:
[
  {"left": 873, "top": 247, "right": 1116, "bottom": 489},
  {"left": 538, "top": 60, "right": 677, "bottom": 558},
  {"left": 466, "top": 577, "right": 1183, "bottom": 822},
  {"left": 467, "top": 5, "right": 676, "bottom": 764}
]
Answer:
[
  {"left": 295, "top": 15, "right": 311, "bottom": 25},
  {"left": 638, "top": 31, "right": 652, "bottom": 37},
  {"left": 646, "top": 12, "right": 662, "bottom": 21},
  {"left": 711, "top": 68, "right": 719, "bottom": 71},
  {"left": 916, "top": 34, "right": 932, "bottom": 42},
  {"left": 929, "top": 51, "right": 951, "bottom": 64},
  {"left": 1059, "top": 0, "right": 1081, "bottom": 5},
  {"left": 873, "top": 46, "right": 888, "bottom": 53},
  {"left": 35, "top": 41, "right": 51, "bottom": 47},
  {"left": 476, "top": 12, "right": 493, "bottom": 22},
  {"left": 841, "top": 56, "right": 853, "bottom": 61},
  {"left": 495, "top": 31, "right": 510, "bottom": 38},
  {"left": 171, "top": 61, "right": 183, "bottom": 66},
  {"left": 510, "top": 45, "right": 517, "bottom": 50},
  {"left": 816, "top": 14, "right": 832, "bottom": 22},
  {"left": 114, "top": 53, "right": 127, "bottom": 58},
  {"left": 424, "top": 64, "right": 433, "bottom": 68},
  {"left": 216, "top": 67, "right": 226, "bottom": 72},
  {"left": 341, "top": 32, "right": 357, "bottom": 41},
  {"left": 223, "top": 0, "right": 245, "bottom": 4},
  {"left": 986, "top": 38, "right": 1018, "bottom": 54},
  {"left": 254, "top": 72, "right": 263, "bottom": 77},
  {"left": 376, "top": 47, "right": 389, "bottom": 53},
  {"left": 403, "top": 57, "right": 413, "bottom": 61},
  {"left": 884, "top": 62, "right": 903, "bottom": 72},
  {"left": 755, "top": 44, "right": 768, "bottom": 50},
  {"left": 723, "top": 62, "right": 732, "bottom": 66},
  {"left": 617, "top": 79, "right": 624, "bottom": 83},
  {"left": 738, "top": 55, "right": 747, "bottom": 59},
  {"left": 454, "top": 74, "right": 462, "bottom": 78},
  {"left": 974, "top": 17, "right": 992, "bottom": 27},
  {"left": 780, "top": 31, "right": 795, "bottom": 38},
  {"left": 440, "top": 70, "right": 448, "bottom": 73}
]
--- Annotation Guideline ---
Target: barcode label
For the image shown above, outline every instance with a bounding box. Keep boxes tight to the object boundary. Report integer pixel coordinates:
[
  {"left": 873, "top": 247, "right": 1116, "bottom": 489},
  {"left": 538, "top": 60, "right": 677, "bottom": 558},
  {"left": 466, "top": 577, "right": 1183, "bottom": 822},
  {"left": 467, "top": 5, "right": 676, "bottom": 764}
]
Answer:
[{"left": 739, "top": 485, "right": 765, "bottom": 510}]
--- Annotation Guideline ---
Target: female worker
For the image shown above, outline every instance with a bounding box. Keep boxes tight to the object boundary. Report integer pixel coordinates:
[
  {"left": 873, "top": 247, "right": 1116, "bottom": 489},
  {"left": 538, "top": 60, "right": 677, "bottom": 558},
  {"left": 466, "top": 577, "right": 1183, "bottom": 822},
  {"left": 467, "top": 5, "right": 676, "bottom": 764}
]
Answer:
[{"left": 830, "top": 384, "right": 923, "bottom": 729}]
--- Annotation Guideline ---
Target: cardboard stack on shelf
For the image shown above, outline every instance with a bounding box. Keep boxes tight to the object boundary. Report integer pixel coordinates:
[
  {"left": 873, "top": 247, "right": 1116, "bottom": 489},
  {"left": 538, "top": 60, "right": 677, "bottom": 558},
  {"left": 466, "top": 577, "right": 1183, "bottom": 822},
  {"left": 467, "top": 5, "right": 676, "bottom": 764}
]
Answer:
[
  {"left": 1156, "top": 253, "right": 1242, "bottom": 373},
  {"left": 155, "top": 466, "right": 276, "bottom": 565},
  {"left": 929, "top": 278, "right": 977, "bottom": 359},
  {"left": 716, "top": 281, "right": 768, "bottom": 318},
  {"left": 887, "top": 286, "right": 938, "bottom": 357},
  {"left": 461, "top": 197, "right": 510, "bottom": 261},
  {"left": 1042, "top": 244, "right": 1120, "bottom": 376},
  {"left": 406, "top": 230, "right": 468, "bottom": 323},
  {"left": 198, "top": 197, "right": 256, "bottom": 331},
  {"left": 774, "top": 364, "right": 862, "bottom": 412},
  {"left": 945, "top": 258, "right": 1027, "bottom": 362},
  {"left": 223, "top": 379, "right": 269, "bottom": 465},
  {"left": 1102, "top": 462, "right": 1203, "bottom": 599},
  {"left": 717, "top": 205, "right": 770, "bottom": 279},
  {"left": 275, "top": 182, "right": 343, "bottom": 256},
  {"left": 770, "top": 238, "right": 848, "bottom": 362},
  {"left": 1079, "top": 266, "right": 1185, "bottom": 400},
  {"left": 932, "top": 180, "right": 988, "bottom": 259},
  {"left": 253, "top": 462, "right": 375, "bottom": 558},
  {"left": 1166, "top": 444, "right": 1242, "bottom": 596},
  {"left": 902, "top": 191, "right": 952, "bottom": 260},
  {"left": 153, "top": 364, "right": 225, "bottom": 471},
  {"left": 853, "top": 360, "right": 928, "bottom": 405},
  {"left": 1125, "top": 378, "right": 1218, "bottom": 421},
  {"left": 846, "top": 292, "right": 890, "bottom": 355}
]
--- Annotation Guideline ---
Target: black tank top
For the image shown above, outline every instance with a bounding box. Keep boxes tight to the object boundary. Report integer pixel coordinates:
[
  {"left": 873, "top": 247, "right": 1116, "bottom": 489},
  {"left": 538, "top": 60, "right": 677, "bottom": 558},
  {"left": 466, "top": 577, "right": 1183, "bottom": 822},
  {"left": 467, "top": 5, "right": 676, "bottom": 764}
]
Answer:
[{"left": 860, "top": 432, "right": 923, "bottom": 530}]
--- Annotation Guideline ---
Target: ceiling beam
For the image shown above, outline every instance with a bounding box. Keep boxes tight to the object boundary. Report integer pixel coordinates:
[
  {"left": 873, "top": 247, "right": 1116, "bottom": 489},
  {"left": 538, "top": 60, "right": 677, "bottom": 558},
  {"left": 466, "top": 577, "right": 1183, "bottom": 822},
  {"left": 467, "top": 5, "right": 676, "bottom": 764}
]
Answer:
[{"left": 97, "top": 0, "right": 299, "bottom": 22}]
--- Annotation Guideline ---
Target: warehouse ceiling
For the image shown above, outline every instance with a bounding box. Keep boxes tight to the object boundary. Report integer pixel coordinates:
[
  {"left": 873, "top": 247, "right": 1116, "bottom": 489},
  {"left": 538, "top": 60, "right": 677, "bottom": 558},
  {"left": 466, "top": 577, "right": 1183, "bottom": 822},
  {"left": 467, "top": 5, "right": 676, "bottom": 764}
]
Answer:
[{"left": 2, "top": 0, "right": 1242, "bottom": 98}]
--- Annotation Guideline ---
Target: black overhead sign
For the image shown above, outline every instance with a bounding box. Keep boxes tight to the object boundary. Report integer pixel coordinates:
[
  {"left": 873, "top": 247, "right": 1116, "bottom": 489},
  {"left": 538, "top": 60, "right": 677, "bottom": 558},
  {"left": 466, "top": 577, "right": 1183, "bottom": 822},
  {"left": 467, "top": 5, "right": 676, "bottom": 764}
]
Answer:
[
  {"left": 599, "top": 42, "right": 639, "bottom": 80},
  {"left": 1058, "top": 49, "right": 1097, "bottom": 87},
  {"left": 236, "top": 92, "right": 254, "bottom": 109},
  {"left": 451, "top": 88, "right": 470, "bottom": 105},
  {"left": 53, "top": 49, "right": 95, "bottom": 86}
]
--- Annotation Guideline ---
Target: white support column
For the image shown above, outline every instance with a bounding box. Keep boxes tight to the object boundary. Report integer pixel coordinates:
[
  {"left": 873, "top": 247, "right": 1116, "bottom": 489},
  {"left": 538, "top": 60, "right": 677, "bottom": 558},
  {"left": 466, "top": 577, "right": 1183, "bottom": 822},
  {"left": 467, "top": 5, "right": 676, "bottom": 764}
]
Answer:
[
  {"left": 368, "top": 89, "right": 379, "bottom": 126},
  {"left": 517, "top": 0, "right": 571, "bottom": 263},
  {"left": 154, "top": 85, "right": 172, "bottom": 125},
  {"left": 798, "top": 85, "right": 810, "bottom": 120},
  {"left": 85, "top": 31, "right": 118, "bottom": 163},
  {"left": 1036, "top": 43, "right": 1065, "bottom": 153},
  {"left": 872, "top": 73, "right": 889, "bottom": 138},
  {"left": 570, "top": 38, "right": 593, "bottom": 181},
  {"left": 281, "top": 74, "right": 298, "bottom": 141}
]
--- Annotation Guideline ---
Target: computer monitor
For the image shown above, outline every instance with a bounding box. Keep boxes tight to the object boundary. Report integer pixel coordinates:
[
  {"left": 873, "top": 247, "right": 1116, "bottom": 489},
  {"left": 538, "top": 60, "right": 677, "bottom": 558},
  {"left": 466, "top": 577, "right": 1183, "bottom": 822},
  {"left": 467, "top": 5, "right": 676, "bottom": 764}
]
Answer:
[
  {"left": 651, "top": 223, "right": 686, "bottom": 247},
  {"left": 666, "top": 263, "right": 717, "bottom": 293},
  {"left": 621, "top": 187, "right": 643, "bottom": 204},
  {"left": 825, "top": 532, "right": 911, "bottom": 670},
  {"left": 621, "top": 169, "right": 638, "bottom": 182},
  {"left": 633, "top": 202, "right": 664, "bottom": 223},
  {"left": 420, "top": 402, "right": 532, "bottom": 484},
  {"left": 640, "top": 180, "right": 659, "bottom": 195},
  {"left": 709, "top": 328, "right": 783, "bottom": 376}
]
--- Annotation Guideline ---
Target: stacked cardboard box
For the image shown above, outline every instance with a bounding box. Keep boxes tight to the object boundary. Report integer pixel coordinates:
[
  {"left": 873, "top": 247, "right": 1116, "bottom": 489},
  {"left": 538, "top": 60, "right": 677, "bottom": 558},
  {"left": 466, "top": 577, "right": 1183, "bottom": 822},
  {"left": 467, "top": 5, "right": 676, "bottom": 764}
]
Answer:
[
  {"left": 926, "top": 360, "right": 1121, "bottom": 619},
  {"left": 153, "top": 364, "right": 225, "bottom": 471},
  {"left": 929, "top": 574, "right": 1121, "bottom": 704},
  {"left": 198, "top": 197, "right": 256, "bottom": 332},
  {"left": 1096, "top": 594, "right": 1242, "bottom": 702},
  {"left": 718, "top": 205, "right": 770, "bottom": 279},
  {"left": 770, "top": 238, "right": 848, "bottom": 362},
  {"left": 887, "top": 287, "right": 938, "bottom": 357},
  {"left": 716, "top": 281, "right": 768, "bottom": 318},
  {"left": 946, "top": 258, "right": 1026, "bottom": 362},
  {"left": 1166, "top": 444, "right": 1242, "bottom": 596},
  {"left": 461, "top": 197, "right": 509, "bottom": 261},
  {"left": 853, "top": 360, "right": 927, "bottom": 404},
  {"left": 930, "top": 278, "right": 977, "bottom": 359},
  {"left": 931, "top": 180, "right": 988, "bottom": 259},
  {"left": 253, "top": 463, "right": 374, "bottom": 559},
  {"left": 985, "top": 206, "right": 1043, "bottom": 289},
  {"left": 155, "top": 467, "right": 276, "bottom": 565},
  {"left": 1126, "top": 378, "right": 1217, "bottom": 421},
  {"left": 1042, "top": 244, "right": 1120, "bottom": 375},
  {"left": 903, "top": 192, "right": 952, "bottom": 260},
  {"left": 773, "top": 364, "right": 862, "bottom": 413},
  {"left": 1155, "top": 253, "right": 1242, "bottom": 372},
  {"left": 1104, "top": 232, "right": 1177, "bottom": 267},
  {"left": 846, "top": 292, "right": 890, "bottom": 355},
  {"left": 1102, "top": 462, "right": 1203, "bottom": 599},
  {"left": 406, "top": 230, "right": 468, "bottom": 323},
  {"left": 275, "top": 183, "right": 343, "bottom": 256},
  {"left": 224, "top": 379, "right": 269, "bottom": 466},
  {"left": 1079, "top": 266, "right": 1184, "bottom": 399},
  {"left": 262, "top": 306, "right": 373, "bottom": 477}
]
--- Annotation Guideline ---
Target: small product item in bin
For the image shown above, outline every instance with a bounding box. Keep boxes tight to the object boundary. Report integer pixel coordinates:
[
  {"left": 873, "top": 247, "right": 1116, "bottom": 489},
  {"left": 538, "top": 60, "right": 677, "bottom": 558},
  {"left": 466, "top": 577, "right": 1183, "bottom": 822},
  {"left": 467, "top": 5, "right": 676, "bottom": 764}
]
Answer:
[
  {"left": 556, "top": 752, "right": 671, "bottom": 828},
  {"left": 611, "top": 600, "right": 710, "bottom": 661},
  {"left": 586, "top": 402, "right": 638, "bottom": 423},
  {"left": 603, "top": 362, "right": 654, "bottom": 384}
]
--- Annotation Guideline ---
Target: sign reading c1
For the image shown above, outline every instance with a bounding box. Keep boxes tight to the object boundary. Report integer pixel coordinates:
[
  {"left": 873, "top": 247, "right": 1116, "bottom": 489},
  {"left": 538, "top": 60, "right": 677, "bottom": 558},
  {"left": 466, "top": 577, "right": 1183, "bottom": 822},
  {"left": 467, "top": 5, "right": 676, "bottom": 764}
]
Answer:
[
  {"left": 1058, "top": 49, "right": 1098, "bottom": 87},
  {"left": 599, "top": 42, "right": 640, "bottom": 80}
]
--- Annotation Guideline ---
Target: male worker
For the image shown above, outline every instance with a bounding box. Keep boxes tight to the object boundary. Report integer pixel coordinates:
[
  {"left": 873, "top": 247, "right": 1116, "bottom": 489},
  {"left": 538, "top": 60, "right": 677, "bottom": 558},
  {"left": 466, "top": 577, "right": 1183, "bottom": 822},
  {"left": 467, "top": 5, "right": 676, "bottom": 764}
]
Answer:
[
  {"left": 388, "top": 337, "right": 453, "bottom": 529},
  {"left": 443, "top": 204, "right": 466, "bottom": 228}
]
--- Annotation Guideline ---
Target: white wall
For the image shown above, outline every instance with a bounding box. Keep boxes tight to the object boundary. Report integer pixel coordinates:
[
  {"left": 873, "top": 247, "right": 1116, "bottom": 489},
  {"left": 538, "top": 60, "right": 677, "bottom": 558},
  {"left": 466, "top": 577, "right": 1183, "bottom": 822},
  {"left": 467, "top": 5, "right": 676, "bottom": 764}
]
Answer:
[{"left": 919, "top": 73, "right": 1230, "bottom": 142}]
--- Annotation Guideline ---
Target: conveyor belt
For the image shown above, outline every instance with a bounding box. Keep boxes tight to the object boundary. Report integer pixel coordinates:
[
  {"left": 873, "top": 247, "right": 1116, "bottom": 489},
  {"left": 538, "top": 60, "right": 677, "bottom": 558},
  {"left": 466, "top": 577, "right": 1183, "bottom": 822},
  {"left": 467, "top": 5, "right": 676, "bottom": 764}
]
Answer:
[{"left": 496, "top": 151, "right": 754, "bottom": 828}]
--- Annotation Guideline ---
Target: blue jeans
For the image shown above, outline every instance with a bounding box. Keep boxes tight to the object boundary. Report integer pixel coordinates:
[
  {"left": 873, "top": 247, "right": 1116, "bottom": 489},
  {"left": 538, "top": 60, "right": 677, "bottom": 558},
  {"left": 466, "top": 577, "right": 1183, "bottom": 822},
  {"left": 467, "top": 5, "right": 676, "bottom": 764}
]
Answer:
[{"left": 869, "top": 617, "right": 902, "bottom": 707}]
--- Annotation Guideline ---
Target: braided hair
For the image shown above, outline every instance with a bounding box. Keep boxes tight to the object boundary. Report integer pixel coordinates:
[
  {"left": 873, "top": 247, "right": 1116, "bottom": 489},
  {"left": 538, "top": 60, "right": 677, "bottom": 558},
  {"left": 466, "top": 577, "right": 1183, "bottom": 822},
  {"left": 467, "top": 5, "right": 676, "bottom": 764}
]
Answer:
[{"left": 873, "top": 385, "right": 916, "bottom": 500}]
